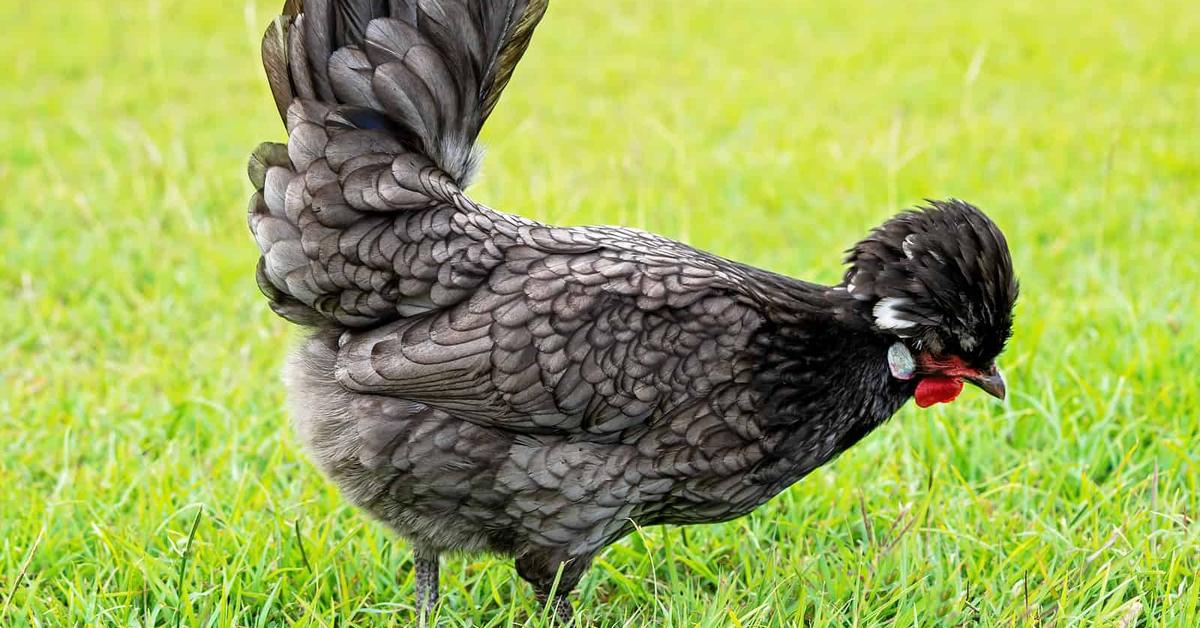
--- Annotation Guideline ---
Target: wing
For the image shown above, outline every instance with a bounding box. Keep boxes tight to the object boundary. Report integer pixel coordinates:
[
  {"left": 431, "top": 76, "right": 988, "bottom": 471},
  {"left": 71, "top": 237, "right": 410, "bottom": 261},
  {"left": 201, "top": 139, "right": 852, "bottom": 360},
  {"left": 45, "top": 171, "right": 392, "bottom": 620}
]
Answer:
[
  {"left": 249, "top": 1, "right": 781, "bottom": 440},
  {"left": 250, "top": 0, "right": 549, "bottom": 327},
  {"left": 335, "top": 221, "right": 770, "bottom": 438}
]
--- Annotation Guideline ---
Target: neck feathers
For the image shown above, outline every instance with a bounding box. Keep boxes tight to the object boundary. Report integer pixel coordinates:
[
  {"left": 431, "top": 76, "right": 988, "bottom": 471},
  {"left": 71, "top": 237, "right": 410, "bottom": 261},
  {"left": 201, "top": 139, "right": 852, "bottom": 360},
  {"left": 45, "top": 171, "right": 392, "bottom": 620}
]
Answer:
[{"left": 746, "top": 297, "right": 912, "bottom": 484}]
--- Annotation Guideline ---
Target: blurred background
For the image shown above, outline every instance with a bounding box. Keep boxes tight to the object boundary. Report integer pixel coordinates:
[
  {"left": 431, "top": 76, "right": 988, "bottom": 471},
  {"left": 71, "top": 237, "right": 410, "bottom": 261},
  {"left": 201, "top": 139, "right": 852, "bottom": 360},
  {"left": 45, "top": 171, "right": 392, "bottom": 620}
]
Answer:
[{"left": 1, "top": 1, "right": 1197, "bottom": 625}]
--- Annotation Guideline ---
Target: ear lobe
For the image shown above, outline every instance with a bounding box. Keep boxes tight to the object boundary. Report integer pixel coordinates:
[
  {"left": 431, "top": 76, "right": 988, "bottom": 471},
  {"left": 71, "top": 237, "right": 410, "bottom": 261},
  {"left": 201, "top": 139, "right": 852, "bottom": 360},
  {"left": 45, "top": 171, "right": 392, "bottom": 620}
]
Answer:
[{"left": 887, "top": 343, "right": 916, "bottom": 380}]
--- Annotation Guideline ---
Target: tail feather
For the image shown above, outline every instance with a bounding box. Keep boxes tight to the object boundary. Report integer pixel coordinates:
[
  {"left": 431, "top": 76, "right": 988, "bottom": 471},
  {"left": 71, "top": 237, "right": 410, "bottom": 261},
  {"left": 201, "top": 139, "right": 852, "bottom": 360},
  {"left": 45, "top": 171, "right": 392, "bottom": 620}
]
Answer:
[
  {"left": 249, "top": 0, "right": 548, "bottom": 328},
  {"left": 262, "top": 17, "right": 294, "bottom": 121},
  {"left": 260, "top": 0, "right": 547, "bottom": 186}
]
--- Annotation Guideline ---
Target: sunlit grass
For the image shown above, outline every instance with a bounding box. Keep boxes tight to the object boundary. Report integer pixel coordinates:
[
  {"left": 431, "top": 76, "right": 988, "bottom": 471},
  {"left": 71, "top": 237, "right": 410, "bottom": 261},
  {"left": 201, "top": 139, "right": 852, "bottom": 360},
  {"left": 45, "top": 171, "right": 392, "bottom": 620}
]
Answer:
[{"left": 2, "top": 1, "right": 1197, "bottom": 625}]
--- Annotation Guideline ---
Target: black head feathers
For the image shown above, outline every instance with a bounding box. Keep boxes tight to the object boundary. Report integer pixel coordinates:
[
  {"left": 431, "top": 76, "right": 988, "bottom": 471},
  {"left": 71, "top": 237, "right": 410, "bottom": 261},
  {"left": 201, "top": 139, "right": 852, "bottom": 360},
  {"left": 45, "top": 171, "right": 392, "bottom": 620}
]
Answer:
[{"left": 842, "top": 200, "right": 1018, "bottom": 366}]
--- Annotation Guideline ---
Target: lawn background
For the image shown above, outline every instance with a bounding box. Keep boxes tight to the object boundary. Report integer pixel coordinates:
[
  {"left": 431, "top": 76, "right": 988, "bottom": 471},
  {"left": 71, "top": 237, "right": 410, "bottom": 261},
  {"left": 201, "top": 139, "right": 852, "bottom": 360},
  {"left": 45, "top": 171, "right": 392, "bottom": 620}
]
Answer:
[{"left": 2, "top": 1, "right": 1198, "bottom": 626}]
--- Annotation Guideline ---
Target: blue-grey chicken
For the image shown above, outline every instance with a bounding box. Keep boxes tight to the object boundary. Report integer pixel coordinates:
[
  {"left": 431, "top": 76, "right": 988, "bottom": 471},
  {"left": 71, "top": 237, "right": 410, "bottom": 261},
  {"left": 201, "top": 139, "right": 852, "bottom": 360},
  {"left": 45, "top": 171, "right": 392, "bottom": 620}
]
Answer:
[{"left": 247, "top": 0, "right": 1017, "bottom": 621}]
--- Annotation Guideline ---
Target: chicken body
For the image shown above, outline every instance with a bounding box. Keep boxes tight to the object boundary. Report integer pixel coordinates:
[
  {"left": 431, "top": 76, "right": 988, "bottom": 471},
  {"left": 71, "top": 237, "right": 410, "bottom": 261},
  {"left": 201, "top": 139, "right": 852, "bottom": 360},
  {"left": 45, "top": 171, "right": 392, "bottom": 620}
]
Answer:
[
  {"left": 278, "top": 204, "right": 911, "bottom": 614},
  {"left": 248, "top": 0, "right": 1016, "bottom": 619}
]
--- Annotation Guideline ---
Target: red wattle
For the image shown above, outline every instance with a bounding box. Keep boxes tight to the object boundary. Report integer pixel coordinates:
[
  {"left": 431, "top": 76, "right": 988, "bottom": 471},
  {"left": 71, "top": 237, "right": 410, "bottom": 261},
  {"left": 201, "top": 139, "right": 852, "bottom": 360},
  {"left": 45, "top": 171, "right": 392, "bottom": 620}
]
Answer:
[{"left": 915, "top": 377, "right": 964, "bottom": 408}]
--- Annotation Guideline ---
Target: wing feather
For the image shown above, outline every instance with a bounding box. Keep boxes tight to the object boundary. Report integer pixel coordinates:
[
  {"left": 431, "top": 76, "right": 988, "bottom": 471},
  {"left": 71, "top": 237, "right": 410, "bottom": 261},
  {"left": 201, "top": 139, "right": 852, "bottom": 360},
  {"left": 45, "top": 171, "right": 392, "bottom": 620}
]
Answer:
[{"left": 334, "top": 231, "right": 766, "bottom": 438}]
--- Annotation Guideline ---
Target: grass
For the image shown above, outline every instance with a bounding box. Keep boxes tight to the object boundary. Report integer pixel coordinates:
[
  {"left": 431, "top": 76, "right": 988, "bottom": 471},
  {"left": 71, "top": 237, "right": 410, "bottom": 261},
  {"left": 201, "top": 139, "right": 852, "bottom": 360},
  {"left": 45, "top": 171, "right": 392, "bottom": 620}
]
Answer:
[{"left": 2, "top": 0, "right": 1198, "bottom": 625}]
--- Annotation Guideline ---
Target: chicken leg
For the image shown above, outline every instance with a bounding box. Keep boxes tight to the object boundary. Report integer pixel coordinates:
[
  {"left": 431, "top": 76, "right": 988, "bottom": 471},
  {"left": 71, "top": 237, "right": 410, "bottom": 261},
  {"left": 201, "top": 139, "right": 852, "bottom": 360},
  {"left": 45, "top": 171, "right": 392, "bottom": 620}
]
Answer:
[
  {"left": 516, "top": 550, "right": 592, "bottom": 624},
  {"left": 413, "top": 551, "right": 439, "bottom": 624}
]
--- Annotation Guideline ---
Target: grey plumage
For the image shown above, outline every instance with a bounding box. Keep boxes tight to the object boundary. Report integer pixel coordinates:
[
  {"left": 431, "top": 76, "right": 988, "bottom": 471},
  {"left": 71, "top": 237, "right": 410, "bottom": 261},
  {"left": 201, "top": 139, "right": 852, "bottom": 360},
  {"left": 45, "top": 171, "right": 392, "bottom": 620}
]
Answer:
[{"left": 247, "top": 0, "right": 1017, "bottom": 621}]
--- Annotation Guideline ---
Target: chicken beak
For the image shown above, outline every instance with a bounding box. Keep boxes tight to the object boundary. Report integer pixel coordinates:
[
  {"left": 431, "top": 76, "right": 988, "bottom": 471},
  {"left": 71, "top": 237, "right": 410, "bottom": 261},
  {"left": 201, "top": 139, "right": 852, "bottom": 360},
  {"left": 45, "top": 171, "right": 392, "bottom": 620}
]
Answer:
[{"left": 965, "top": 365, "right": 1006, "bottom": 400}]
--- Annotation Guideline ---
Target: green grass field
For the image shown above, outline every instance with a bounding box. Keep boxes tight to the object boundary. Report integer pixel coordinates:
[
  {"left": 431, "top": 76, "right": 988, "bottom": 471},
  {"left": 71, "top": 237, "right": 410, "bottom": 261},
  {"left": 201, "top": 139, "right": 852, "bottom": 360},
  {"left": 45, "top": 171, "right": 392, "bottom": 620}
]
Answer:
[{"left": 3, "top": 1, "right": 1198, "bottom": 625}]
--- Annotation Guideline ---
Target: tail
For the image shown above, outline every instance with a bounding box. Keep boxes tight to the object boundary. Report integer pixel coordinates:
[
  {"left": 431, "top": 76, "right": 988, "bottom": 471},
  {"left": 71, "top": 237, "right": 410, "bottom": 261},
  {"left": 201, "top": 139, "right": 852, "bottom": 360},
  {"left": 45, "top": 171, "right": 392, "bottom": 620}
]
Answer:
[{"left": 248, "top": 0, "right": 548, "bottom": 327}]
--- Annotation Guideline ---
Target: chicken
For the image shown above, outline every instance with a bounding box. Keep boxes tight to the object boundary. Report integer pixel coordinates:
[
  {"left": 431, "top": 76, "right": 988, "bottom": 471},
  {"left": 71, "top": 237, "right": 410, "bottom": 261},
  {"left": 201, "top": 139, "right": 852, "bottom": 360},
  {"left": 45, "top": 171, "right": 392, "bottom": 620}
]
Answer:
[{"left": 247, "top": 0, "right": 1018, "bottom": 621}]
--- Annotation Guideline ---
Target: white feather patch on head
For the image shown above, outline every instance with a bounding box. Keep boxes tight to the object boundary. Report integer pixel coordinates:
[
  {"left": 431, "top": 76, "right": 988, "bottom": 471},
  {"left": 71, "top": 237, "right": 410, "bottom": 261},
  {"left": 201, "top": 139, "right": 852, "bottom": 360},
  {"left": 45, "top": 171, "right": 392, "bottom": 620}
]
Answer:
[
  {"left": 902, "top": 234, "right": 918, "bottom": 260},
  {"left": 873, "top": 297, "right": 918, "bottom": 332},
  {"left": 846, "top": 274, "right": 870, "bottom": 301}
]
